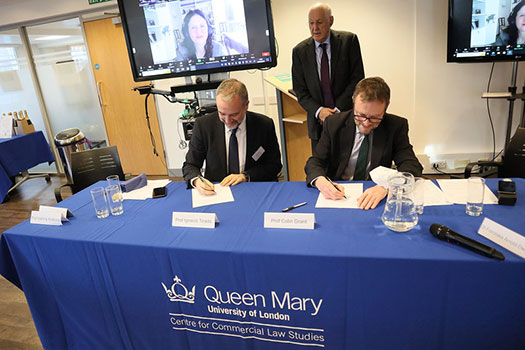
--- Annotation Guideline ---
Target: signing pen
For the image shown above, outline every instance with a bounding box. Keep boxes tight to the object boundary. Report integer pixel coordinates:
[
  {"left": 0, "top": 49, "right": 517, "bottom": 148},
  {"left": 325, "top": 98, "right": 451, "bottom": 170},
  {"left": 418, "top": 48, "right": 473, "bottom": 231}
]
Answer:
[
  {"left": 197, "top": 175, "right": 215, "bottom": 193},
  {"left": 282, "top": 201, "right": 307, "bottom": 212},
  {"left": 326, "top": 177, "right": 347, "bottom": 199}
]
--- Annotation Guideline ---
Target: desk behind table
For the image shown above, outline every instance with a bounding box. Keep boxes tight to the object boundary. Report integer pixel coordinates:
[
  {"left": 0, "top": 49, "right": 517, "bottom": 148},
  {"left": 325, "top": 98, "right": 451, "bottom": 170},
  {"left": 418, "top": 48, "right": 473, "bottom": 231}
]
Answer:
[
  {"left": 1, "top": 180, "right": 524, "bottom": 349},
  {"left": 0, "top": 131, "right": 55, "bottom": 200}
]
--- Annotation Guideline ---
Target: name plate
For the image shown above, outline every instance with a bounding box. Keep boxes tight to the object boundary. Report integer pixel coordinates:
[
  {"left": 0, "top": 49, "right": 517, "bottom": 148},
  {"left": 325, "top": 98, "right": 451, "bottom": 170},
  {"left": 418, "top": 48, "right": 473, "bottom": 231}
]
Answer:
[
  {"left": 478, "top": 217, "right": 525, "bottom": 259},
  {"left": 264, "top": 212, "right": 315, "bottom": 230},
  {"left": 39, "top": 205, "right": 71, "bottom": 221},
  {"left": 30, "top": 210, "right": 63, "bottom": 226},
  {"left": 172, "top": 212, "right": 219, "bottom": 229}
]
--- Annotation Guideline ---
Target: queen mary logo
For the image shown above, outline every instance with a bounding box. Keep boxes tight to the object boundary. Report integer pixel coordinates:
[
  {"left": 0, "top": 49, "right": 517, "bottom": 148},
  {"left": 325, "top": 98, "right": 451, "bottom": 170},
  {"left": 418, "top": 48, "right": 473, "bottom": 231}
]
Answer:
[{"left": 161, "top": 276, "right": 195, "bottom": 303}]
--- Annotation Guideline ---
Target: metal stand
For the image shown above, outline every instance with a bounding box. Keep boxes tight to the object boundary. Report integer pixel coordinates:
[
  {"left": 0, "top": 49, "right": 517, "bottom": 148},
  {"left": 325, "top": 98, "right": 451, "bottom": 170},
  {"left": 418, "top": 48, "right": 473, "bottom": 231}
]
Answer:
[
  {"left": 6, "top": 171, "right": 51, "bottom": 197},
  {"left": 482, "top": 60, "right": 525, "bottom": 156},
  {"left": 505, "top": 61, "right": 519, "bottom": 150}
]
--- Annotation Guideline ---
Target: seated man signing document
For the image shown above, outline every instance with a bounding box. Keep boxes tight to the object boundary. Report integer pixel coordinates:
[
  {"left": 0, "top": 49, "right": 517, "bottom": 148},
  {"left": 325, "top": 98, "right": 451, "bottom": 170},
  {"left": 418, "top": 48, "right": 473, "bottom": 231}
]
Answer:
[
  {"left": 305, "top": 77, "right": 422, "bottom": 209},
  {"left": 183, "top": 78, "right": 282, "bottom": 195}
]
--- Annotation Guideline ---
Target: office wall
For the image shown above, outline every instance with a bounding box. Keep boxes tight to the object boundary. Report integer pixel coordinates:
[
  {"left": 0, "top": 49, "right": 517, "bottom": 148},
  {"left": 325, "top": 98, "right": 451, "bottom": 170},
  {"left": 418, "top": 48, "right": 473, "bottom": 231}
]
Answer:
[
  {"left": 1, "top": 0, "right": 523, "bottom": 174},
  {"left": 0, "top": 0, "right": 116, "bottom": 27}
]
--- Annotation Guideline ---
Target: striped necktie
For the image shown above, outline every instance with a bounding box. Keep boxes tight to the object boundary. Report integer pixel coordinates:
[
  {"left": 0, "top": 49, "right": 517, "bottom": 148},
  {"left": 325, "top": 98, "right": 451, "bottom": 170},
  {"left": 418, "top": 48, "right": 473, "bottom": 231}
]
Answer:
[{"left": 353, "top": 134, "right": 369, "bottom": 180}]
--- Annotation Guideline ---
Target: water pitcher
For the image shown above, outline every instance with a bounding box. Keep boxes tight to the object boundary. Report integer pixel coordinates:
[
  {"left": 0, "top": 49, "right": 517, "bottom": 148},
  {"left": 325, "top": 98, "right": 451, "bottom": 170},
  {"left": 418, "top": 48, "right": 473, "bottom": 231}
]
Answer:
[{"left": 381, "top": 172, "right": 418, "bottom": 232}]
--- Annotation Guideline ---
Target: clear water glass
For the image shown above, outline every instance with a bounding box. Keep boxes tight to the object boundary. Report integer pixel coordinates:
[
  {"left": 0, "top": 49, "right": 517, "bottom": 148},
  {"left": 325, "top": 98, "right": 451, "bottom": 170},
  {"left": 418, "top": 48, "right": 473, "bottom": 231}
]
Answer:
[
  {"left": 106, "top": 174, "right": 120, "bottom": 187},
  {"left": 90, "top": 187, "right": 109, "bottom": 219},
  {"left": 106, "top": 174, "right": 123, "bottom": 201},
  {"left": 106, "top": 184, "right": 124, "bottom": 216},
  {"left": 466, "top": 177, "right": 485, "bottom": 216},
  {"left": 413, "top": 177, "right": 425, "bottom": 215}
]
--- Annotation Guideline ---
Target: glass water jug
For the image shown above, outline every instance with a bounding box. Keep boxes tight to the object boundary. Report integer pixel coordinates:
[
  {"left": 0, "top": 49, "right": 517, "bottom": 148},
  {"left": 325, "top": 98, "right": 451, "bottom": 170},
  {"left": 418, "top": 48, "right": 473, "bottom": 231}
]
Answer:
[{"left": 381, "top": 172, "right": 418, "bottom": 232}]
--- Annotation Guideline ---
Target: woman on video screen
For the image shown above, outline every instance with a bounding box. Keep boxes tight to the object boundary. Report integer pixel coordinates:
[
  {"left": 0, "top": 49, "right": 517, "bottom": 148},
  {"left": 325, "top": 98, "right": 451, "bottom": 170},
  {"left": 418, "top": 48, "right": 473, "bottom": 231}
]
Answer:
[
  {"left": 177, "top": 9, "right": 227, "bottom": 61},
  {"left": 496, "top": 0, "right": 525, "bottom": 46}
]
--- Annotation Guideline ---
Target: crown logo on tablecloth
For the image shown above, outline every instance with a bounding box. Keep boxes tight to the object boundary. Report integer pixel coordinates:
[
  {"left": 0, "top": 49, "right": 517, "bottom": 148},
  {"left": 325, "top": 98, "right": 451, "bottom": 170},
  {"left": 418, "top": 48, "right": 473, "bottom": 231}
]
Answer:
[{"left": 161, "top": 276, "right": 195, "bottom": 303}]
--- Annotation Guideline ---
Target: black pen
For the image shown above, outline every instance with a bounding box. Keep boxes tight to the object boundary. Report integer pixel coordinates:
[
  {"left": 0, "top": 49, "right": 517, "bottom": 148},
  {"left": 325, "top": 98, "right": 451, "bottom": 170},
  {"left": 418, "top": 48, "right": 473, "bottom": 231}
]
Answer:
[
  {"left": 326, "top": 177, "right": 347, "bottom": 199},
  {"left": 282, "top": 201, "right": 307, "bottom": 212},
  {"left": 197, "top": 175, "right": 215, "bottom": 193}
]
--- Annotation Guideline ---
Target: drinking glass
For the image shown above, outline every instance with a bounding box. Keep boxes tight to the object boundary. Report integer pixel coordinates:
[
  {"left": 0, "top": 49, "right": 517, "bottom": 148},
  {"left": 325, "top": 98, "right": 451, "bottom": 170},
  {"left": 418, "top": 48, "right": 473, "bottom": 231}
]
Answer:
[
  {"left": 106, "top": 175, "right": 122, "bottom": 200},
  {"left": 466, "top": 177, "right": 485, "bottom": 216},
  {"left": 90, "top": 187, "right": 109, "bottom": 218},
  {"left": 106, "top": 184, "right": 124, "bottom": 216},
  {"left": 106, "top": 174, "right": 121, "bottom": 188},
  {"left": 413, "top": 177, "right": 425, "bottom": 215}
]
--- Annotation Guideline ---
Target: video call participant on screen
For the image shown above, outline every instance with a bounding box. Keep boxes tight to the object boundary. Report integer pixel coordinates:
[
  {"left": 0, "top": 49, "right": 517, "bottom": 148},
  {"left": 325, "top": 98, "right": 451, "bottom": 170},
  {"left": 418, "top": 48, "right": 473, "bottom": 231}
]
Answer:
[
  {"left": 495, "top": 0, "right": 525, "bottom": 46},
  {"left": 183, "top": 79, "right": 282, "bottom": 195},
  {"left": 292, "top": 2, "right": 365, "bottom": 153},
  {"left": 177, "top": 9, "right": 227, "bottom": 61},
  {"left": 305, "top": 77, "right": 423, "bottom": 210}
]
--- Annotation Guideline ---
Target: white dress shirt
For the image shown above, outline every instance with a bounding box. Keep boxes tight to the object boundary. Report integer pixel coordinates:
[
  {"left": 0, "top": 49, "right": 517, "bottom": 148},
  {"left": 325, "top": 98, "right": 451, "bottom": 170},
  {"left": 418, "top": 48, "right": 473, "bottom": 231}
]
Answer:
[{"left": 343, "top": 125, "right": 373, "bottom": 180}]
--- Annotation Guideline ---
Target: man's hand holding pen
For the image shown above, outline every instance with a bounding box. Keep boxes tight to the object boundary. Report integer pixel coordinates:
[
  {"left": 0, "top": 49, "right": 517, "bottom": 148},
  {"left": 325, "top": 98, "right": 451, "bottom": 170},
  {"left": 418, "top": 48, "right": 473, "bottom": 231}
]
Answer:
[
  {"left": 196, "top": 176, "right": 216, "bottom": 196},
  {"left": 315, "top": 176, "right": 346, "bottom": 200}
]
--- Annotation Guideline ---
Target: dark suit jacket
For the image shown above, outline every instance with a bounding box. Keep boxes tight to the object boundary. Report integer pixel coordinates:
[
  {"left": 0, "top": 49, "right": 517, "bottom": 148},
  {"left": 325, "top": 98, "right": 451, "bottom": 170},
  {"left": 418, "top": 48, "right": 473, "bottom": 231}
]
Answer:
[
  {"left": 182, "top": 111, "right": 282, "bottom": 186},
  {"left": 305, "top": 110, "right": 422, "bottom": 185},
  {"left": 292, "top": 30, "right": 365, "bottom": 141}
]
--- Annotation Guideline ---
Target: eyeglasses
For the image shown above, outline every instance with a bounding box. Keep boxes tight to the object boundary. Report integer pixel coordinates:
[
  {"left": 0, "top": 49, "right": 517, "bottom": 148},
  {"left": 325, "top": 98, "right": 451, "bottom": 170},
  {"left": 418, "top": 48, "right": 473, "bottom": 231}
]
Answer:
[{"left": 353, "top": 113, "right": 383, "bottom": 124}]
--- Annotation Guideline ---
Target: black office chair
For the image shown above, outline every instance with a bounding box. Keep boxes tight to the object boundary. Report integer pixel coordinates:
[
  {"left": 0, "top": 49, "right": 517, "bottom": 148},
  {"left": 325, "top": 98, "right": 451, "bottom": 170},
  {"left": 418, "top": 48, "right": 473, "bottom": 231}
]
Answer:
[
  {"left": 465, "top": 127, "right": 525, "bottom": 178},
  {"left": 55, "top": 146, "right": 125, "bottom": 202}
]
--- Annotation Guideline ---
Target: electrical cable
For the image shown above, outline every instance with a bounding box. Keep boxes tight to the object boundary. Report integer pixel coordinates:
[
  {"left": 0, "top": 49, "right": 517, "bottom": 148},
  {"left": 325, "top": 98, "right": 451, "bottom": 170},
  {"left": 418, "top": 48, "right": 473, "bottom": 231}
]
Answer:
[
  {"left": 432, "top": 163, "right": 463, "bottom": 179},
  {"left": 177, "top": 119, "right": 188, "bottom": 150},
  {"left": 144, "top": 92, "right": 167, "bottom": 168},
  {"left": 486, "top": 62, "right": 497, "bottom": 161},
  {"left": 145, "top": 93, "right": 157, "bottom": 156}
]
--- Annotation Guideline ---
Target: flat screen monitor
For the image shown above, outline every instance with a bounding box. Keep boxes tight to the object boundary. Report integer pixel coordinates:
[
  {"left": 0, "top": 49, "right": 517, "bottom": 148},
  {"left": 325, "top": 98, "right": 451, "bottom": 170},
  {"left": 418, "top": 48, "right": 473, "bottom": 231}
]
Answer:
[
  {"left": 447, "top": 0, "right": 525, "bottom": 62},
  {"left": 117, "top": 0, "right": 277, "bottom": 81}
]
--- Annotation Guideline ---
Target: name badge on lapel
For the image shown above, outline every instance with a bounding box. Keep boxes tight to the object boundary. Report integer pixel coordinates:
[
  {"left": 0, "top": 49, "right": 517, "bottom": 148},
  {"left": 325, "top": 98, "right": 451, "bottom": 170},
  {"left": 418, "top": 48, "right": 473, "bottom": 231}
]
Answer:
[{"left": 252, "top": 146, "right": 265, "bottom": 161}]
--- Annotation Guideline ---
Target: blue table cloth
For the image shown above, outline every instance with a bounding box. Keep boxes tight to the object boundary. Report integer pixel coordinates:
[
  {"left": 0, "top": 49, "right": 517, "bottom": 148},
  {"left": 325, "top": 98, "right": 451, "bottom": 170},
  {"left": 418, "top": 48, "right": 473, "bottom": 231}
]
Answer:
[
  {"left": 1, "top": 179, "right": 524, "bottom": 350},
  {"left": 0, "top": 131, "right": 55, "bottom": 200}
]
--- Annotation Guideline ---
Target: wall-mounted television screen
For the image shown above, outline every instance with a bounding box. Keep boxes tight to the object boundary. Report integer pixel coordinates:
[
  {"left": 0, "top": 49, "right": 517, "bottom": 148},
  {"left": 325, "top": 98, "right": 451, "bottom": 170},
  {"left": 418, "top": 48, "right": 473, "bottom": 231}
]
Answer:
[
  {"left": 117, "top": 0, "right": 277, "bottom": 81},
  {"left": 447, "top": 0, "right": 525, "bottom": 62}
]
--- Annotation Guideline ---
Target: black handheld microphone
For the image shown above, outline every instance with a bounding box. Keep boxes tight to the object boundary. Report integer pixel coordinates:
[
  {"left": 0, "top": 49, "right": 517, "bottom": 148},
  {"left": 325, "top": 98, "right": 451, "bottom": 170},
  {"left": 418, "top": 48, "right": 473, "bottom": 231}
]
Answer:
[{"left": 429, "top": 224, "right": 505, "bottom": 260}]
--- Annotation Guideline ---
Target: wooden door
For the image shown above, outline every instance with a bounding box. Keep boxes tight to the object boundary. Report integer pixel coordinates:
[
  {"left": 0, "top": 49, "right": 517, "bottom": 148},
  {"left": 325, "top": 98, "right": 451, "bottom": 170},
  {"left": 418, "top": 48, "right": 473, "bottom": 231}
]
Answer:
[{"left": 83, "top": 18, "right": 167, "bottom": 176}]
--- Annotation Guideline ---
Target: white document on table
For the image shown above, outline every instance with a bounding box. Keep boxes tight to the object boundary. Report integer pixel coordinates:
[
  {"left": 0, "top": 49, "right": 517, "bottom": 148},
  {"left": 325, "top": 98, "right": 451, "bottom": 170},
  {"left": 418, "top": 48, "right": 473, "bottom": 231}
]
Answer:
[
  {"left": 122, "top": 179, "right": 171, "bottom": 200},
  {"left": 192, "top": 185, "right": 234, "bottom": 208},
  {"left": 423, "top": 180, "right": 452, "bottom": 206},
  {"left": 436, "top": 179, "right": 498, "bottom": 204},
  {"left": 315, "top": 183, "right": 363, "bottom": 209}
]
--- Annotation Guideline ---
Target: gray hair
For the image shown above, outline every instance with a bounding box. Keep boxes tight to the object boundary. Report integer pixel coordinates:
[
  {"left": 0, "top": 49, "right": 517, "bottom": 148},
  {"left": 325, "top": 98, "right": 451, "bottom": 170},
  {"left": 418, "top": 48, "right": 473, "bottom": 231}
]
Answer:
[
  {"left": 216, "top": 79, "right": 249, "bottom": 105},
  {"left": 309, "top": 3, "right": 332, "bottom": 18}
]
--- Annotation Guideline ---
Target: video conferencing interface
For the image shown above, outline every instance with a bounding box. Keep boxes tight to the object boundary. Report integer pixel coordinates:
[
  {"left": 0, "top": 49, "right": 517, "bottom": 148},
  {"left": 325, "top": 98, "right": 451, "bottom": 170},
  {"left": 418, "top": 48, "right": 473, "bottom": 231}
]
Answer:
[
  {"left": 449, "top": 0, "right": 525, "bottom": 61},
  {"left": 122, "top": 0, "right": 275, "bottom": 80}
]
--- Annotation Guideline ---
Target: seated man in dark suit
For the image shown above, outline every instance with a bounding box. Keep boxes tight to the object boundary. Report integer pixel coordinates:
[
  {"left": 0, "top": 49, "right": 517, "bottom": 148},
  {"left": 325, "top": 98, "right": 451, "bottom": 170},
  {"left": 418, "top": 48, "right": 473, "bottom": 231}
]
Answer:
[
  {"left": 305, "top": 77, "right": 422, "bottom": 209},
  {"left": 183, "top": 79, "right": 282, "bottom": 195}
]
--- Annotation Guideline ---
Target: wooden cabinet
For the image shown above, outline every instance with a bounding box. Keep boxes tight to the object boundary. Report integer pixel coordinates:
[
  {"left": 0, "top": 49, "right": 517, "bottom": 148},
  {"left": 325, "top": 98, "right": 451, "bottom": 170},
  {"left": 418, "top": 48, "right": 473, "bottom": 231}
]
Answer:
[{"left": 265, "top": 75, "right": 311, "bottom": 181}]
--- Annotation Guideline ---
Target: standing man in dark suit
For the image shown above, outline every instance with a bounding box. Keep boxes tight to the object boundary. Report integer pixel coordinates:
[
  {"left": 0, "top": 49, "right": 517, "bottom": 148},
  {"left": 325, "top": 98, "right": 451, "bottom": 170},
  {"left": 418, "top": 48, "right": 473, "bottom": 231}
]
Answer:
[
  {"left": 292, "top": 2, "right": 365, "bottom": 153},
  {"left": 305, "top": 77, "right": 422, "bottom": 210},
  {"left": 183, "top": 79, "right": 282, "bottom": 195}
]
